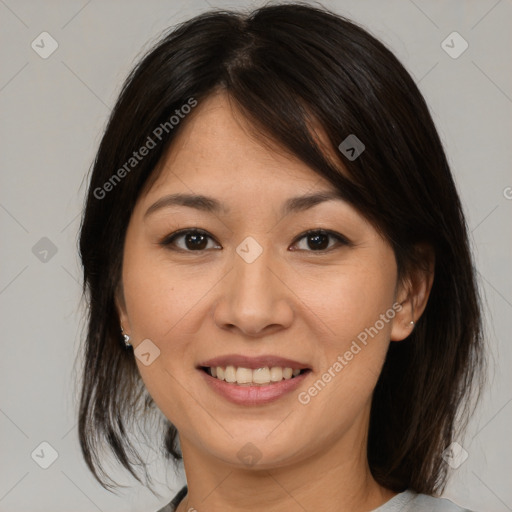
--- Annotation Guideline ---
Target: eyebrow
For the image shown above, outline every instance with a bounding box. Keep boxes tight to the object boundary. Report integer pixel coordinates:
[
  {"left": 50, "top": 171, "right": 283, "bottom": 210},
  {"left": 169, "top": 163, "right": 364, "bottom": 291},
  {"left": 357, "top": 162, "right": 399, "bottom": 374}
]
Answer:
[{"left": 144, "top": 190, "right": 346, "bottom": 219}]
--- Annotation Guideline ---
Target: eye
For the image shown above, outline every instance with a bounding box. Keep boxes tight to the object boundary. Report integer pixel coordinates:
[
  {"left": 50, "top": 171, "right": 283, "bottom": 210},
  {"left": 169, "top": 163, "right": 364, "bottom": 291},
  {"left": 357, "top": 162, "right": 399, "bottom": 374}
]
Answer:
[
  {"left": 160, "top": 229, "right": 221, "bottom": 252},
  {"left": 160, "top": 228, "right": 351, "bottom": 253},
  {"left": 290, "top": 229, "right": 351, "bottom": 252}
]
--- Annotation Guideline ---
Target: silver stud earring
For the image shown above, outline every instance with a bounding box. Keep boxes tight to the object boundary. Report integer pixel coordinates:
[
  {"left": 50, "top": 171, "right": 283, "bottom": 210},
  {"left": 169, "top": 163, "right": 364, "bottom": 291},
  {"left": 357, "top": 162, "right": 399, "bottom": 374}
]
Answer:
[
  {"left": 410, "top": 320, "right": 415, "bottom": 327},
  {"left": 121, "top": 327, "right": 131, "bottom": 348}
]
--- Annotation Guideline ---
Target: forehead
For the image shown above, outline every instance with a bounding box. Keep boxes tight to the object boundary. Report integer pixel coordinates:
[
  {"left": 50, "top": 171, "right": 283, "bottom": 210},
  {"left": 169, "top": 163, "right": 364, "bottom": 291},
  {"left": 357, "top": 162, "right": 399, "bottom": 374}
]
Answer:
[{"left": 144, "top": 91, "right": 341, "bottom": 198}]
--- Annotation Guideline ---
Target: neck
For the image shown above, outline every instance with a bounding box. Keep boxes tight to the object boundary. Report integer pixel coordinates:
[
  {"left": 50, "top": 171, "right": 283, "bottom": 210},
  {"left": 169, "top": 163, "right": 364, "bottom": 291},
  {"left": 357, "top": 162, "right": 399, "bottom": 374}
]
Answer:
[{"left": 175, "top": 424, "right": 396, "bottom": 512}]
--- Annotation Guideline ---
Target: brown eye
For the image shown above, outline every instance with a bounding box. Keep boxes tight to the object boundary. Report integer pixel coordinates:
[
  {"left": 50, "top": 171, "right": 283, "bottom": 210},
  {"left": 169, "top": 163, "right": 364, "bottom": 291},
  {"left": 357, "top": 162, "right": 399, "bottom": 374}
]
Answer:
[
  {"left": 161, "top": 229, "right": 221, "bottom": 252},
  {"left": 160, "top": 228, "right": 351, "bottom": 253},
  {"left": 290, "top": 229, "right": 351, "bottom": 252}
]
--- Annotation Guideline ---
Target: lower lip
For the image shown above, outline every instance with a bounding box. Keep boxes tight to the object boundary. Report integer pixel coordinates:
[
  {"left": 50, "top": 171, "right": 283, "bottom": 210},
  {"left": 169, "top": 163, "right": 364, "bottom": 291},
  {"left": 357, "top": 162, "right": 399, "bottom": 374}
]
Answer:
[{"left": 199, "top": 369, "right": 311, "bottom": 405}]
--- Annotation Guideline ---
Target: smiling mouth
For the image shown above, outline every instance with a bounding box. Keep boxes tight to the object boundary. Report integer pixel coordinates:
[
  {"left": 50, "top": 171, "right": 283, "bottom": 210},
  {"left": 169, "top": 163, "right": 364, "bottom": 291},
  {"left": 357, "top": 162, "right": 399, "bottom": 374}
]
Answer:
[{"left": 199, "top": 365, "right": 311, "bottom": 386}]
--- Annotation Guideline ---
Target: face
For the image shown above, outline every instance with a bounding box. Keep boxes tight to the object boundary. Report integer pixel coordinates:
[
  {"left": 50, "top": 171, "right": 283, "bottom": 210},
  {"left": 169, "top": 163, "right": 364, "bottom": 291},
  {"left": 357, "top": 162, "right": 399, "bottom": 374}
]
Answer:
[{"left": 117, "top": 91, "right": 414, "bottom": 470}]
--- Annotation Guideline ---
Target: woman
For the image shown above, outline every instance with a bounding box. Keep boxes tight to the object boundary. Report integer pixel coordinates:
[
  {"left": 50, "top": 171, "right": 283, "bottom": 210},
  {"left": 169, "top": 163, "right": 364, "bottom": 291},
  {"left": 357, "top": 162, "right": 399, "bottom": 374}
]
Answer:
[{"left": 77, "top": 3, "right": 485, "bottom": 511}]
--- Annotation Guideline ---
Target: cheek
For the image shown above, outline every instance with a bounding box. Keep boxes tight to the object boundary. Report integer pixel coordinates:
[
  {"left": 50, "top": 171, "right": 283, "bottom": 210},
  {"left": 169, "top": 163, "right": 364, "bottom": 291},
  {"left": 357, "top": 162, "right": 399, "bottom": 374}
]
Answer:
[
  {"left": 121, "top": 241, "right": 206, "bottom": 424},
  {"left": 122, "top": 240, "right": 204, "bottom": 340},
  {"left": 295, "top": 257, "right": 397, "bottom": 350},
  {"left": 293, "top": 252, "right": 397, "bottom": 411}
]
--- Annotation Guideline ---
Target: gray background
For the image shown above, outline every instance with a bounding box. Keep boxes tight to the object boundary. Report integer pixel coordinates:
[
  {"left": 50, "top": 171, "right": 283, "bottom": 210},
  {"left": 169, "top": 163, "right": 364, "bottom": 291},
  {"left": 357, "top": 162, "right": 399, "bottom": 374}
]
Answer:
[{"left": 0, "top": 0, "right": 511, "bottom": 511}]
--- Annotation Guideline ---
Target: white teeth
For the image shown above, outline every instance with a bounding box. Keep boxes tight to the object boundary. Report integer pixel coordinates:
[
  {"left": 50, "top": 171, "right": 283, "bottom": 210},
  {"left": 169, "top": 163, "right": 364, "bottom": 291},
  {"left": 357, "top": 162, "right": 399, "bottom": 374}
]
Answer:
[
  {"left": 282, "top": 367, "right": 293, "bottom": 379},
  {"left": 236, "top": 367, "right": 253, "bottom": 384},
  {"left": 253, "top": 367, "right": 270, "bottom": 384},
  {"left": 270, "top": 367, "right": 283, "bottom": 382},
  {"left": 208, "top": 365, "right": 305, "bottom": 385},
  {"left": 224, "top": 365, "right": 236, "bottom": 383}
]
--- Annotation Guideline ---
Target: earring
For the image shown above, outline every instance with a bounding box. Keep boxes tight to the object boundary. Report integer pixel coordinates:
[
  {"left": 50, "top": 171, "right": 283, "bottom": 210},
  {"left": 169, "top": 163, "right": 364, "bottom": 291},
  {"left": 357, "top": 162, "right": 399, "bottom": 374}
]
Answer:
[
  {"left": 121, "top": 327, "right": 131, "bottom": 348},
  {"left": 410, "top": 320, "right": 415, "bottom": 327}
]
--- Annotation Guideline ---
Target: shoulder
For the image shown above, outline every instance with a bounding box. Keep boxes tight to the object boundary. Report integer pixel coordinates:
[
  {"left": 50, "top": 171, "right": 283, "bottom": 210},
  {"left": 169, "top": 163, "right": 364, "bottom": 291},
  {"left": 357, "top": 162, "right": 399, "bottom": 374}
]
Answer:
[
  {"left": 375, "top": 489, "right": 477, "bottom": 512},
  {"left": 155, "top": 484, "right": 188, "bottom": 512},
  {"left": 414, "top": 493, "right": 476, "bottom": 511},
  {"left": 158, "top": 486, "right": 478, "bottom": 512}
]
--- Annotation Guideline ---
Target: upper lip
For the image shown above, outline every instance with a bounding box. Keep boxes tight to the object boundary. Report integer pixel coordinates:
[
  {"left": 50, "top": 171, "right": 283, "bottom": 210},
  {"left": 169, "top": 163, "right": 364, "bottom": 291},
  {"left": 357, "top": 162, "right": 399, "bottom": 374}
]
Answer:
[{"left": 198, "top": 354, "right": 312, "bottom": 371}]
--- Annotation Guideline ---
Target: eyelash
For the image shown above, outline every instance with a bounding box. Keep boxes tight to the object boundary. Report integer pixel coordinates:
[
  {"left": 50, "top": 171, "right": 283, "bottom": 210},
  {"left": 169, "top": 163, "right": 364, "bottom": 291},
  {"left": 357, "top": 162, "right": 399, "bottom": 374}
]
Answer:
[{"left": 159, "top": 228, "right": 351, "bottom": 253}]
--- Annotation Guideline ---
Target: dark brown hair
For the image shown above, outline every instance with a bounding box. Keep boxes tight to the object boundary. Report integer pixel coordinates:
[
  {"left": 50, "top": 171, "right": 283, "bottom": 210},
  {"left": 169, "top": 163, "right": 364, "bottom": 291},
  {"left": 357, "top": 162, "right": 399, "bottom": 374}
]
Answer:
[{"left": 77, "top": 1, "right": 485, "bottom": 497}]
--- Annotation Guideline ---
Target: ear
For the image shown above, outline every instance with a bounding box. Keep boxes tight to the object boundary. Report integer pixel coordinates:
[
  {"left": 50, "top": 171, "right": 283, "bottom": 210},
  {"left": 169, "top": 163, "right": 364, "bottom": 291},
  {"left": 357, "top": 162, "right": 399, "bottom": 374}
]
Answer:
[
  {"left": 390, "top": 243, "right": 435, "bottom": 342},
  {"left": 115, "top": 281, "right": 131, "bottom": 334}
]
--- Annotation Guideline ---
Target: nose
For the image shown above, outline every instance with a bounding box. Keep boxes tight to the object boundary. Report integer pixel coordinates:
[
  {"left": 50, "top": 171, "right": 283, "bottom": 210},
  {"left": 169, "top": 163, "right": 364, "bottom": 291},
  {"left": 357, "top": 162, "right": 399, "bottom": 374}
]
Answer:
[{"left": 213, "top": 239, "right": 294, "bottom": 338}]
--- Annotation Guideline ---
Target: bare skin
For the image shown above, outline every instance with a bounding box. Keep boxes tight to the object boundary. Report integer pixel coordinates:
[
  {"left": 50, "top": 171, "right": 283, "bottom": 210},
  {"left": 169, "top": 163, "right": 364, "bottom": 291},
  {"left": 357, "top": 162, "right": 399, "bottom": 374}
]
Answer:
[{"left": 116, "top": 91, "right": 434, "bottom": 512}]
